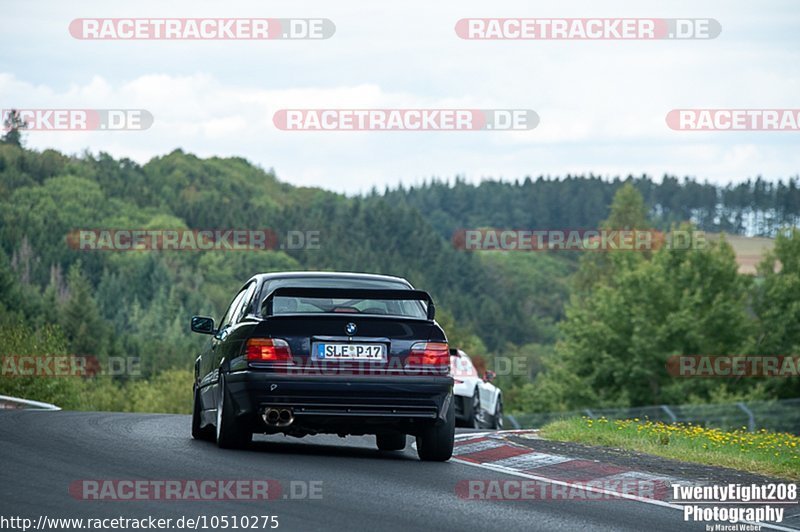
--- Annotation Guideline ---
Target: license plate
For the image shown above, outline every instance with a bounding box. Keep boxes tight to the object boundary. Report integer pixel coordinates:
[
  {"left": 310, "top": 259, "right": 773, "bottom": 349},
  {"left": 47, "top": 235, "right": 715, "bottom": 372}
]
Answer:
[{"left": 314, "top": 343, "right": 386, "bottom": 361}]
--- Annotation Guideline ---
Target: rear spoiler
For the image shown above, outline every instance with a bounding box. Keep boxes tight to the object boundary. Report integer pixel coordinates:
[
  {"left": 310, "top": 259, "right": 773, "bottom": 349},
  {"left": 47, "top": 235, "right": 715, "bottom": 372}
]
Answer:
[{"left": 261, "top": 287, "right": 436, "bottom": 320}]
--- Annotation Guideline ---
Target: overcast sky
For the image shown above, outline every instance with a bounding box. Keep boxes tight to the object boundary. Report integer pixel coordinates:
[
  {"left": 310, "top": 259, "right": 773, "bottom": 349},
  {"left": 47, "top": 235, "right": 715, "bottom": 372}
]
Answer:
[{"left": 1, "top": 0, "right": 798, "bottom": 194}]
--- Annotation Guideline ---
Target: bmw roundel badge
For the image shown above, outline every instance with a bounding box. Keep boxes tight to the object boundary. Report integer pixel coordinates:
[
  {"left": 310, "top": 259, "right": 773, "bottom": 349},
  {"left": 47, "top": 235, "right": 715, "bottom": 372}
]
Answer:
[{"left": 345, "top": 322, "right": 357, "bottom": 336}]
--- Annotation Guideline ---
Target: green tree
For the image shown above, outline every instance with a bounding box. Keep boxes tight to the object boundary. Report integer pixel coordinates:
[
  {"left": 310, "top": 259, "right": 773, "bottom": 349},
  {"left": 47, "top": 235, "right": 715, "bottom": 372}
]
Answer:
[
  {"left": 751, "top": 228, "right": 800, "bottom": 397},
  {"left": 1, "top": 110, "right": 27, "bottom": 148},
  {"left": 0, "top": 323, "right": 86, "bottom": 408},
  {"left": 0, "top": 248, "right": 20, "bottom": 313},
  {"left": 602, "top": 182, "right": 651, "bottom": 230},
  {"left": 60, "top": 263, "right": 108, "bottom": 357},
  {"left": 548, "top": 231, "right": 752, "bottom": 408},
  {"left": 573, "top": 183, "right": 651, "bottom": 295}
]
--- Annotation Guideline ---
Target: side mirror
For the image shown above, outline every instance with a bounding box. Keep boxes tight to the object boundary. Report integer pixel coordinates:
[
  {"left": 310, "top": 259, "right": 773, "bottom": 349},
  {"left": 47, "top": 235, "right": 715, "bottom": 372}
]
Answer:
[
  {"left": 191, "top": 316, "right": 216, "bottom": 335},
  {"left": 483, "top": 370, "right": 496, "bottom": 383}
]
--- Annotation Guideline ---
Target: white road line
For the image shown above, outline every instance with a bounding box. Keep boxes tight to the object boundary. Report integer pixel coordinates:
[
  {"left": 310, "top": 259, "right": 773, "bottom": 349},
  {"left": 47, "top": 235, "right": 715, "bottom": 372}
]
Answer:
[
  {"left": 491, "top": 452, "right": 573, "bottom": 469},
  {"left": 455, "top": 432, "right": 492, "bottom": 440},
  {"left": 452, "top": 439, "right": 506, "bottom": 456},
  {"left": 597, "top": 470, "right": 691, "bottom": 495}
]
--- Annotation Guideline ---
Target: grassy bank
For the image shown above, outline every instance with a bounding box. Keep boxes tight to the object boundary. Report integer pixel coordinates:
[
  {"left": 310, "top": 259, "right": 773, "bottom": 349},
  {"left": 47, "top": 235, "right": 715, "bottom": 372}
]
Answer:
[
  {"left": 541, "top": 417, "right": 800, "bottom": 480},
  {"left": 0, "top": 368, "right": 193, "bottom": 414}
]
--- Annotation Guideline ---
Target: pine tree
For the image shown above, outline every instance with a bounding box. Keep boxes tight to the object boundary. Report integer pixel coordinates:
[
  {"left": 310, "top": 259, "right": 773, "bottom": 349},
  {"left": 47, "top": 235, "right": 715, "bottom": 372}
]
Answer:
[
  {"left": 60, "top": 262, "right": 107, "bottom": 357},
  {"left": 1, "top": 110, "right": 27, "bottom": 148}
]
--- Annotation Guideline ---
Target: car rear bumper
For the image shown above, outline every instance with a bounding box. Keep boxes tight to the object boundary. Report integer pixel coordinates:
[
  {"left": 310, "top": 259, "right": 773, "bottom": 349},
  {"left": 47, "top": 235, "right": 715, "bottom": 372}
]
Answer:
[{"left": 225, "top": 371, "right": 454, "bottom": 436}]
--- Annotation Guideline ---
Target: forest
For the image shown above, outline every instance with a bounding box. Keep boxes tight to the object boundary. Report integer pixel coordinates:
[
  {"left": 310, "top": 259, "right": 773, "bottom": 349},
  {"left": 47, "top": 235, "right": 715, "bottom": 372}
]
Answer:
[{"left": 1, "top": 136, "right": 798, "bottom": 413}]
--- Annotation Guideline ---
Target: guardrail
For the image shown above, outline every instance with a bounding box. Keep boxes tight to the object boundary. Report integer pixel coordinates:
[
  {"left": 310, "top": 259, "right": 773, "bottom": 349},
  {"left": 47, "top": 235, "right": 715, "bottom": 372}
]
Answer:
[
  {"left": 511, "top": 398, "right": 800, "bottom": 434},
  {"left": 0, "top": 394, "right": 61, "bottom": 411}
]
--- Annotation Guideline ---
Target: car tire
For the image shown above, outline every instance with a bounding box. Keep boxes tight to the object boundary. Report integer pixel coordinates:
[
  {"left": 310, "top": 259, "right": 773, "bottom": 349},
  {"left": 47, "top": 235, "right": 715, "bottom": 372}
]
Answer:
[
  {"left": 215, "top": 373, "right": 252, "bottom": 449},
  {"left": 376, "top": 432, "right": 406, "bottom": 451},
  {"left": 192, "top": 387, "right": 214, "bottom": 441},
  {"left": 492, "top": 396, "right": 504, "bottom": 430},
  {"left": 416, "top": 399, "right": 455, "bottom": 462},
  {"left": 469, "top": 389, "right": 482, "bottom": 429}
]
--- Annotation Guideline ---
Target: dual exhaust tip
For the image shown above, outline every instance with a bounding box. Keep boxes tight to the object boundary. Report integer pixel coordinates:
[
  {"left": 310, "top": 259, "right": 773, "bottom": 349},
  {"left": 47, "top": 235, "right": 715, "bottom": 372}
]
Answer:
[{"left": 262, "top": 407, "right": 294, "bottom": 427}]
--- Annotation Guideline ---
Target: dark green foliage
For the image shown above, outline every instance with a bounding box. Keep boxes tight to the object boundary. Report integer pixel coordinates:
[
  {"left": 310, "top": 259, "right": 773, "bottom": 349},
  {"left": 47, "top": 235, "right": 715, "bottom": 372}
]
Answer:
[
  {"left": 385, "top": 174, "right": 800, "bottom": 238},
  {"left": 0, "top": 143, "right": 798, "bottom": 412},
  {"left": 1, "top": 110, "right": 27, "bottom": 148}
]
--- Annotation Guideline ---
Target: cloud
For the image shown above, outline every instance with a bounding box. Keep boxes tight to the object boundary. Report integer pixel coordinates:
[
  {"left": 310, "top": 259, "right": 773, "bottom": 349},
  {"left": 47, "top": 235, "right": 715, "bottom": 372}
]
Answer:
[{"left": 1, "top": 0, "right": 799, "bottom": 192}]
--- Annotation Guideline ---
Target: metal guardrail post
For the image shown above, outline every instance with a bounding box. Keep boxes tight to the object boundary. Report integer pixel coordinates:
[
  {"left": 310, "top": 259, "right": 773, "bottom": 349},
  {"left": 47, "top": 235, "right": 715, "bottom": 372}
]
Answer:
[
  {"left": 660, "top": 405, "right": 677, "bottom": 423},
  {"left": 736, "top": 402, "right": 756, "bottom": 432},
  {"left": 505, "top": 414, "right": 521, "bottom": 430},
  {"left": 584, "top": 409, "right": 596, "bottom": 419}
]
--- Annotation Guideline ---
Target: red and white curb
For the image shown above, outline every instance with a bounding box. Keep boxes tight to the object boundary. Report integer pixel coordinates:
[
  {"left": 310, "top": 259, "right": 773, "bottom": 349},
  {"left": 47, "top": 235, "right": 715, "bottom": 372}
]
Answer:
[{"left": 449, "top": 431, "right": 797, "bottom": 532}]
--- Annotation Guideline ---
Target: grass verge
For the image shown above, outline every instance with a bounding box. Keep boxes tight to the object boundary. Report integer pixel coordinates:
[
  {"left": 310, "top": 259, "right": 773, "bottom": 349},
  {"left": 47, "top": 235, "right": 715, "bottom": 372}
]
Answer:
[{"left": 540, "top": 417, "right": 800, "bottom": 480}]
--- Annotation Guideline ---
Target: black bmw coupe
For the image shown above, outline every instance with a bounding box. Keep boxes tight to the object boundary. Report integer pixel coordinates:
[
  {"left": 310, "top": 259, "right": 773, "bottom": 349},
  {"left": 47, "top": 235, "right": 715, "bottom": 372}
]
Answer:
[{"left": 190, "top": 271, "right": 455, "bottom": 461}]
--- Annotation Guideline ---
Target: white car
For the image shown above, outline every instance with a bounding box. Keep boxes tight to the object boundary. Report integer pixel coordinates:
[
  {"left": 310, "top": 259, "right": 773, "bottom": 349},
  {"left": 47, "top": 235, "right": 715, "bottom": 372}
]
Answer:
[{"left": 450, "top": 349, "right": 503, "bottom": 429}]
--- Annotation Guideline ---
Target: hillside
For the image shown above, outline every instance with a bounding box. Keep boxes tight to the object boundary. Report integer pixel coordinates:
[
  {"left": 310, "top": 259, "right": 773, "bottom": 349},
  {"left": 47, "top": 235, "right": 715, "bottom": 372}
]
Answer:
[
  {"left": 2, "top": 144, "right": 799, "bottom": 414},
  {"left": 0, "top": 145, "right": 573, "bottom": 372}
]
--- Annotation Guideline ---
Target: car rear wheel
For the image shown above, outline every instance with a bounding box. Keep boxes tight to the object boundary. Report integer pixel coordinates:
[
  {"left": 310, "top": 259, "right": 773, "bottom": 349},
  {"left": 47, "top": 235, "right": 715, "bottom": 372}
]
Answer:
[
  {"left": 469, "top": 390, "right": 482, "bottom": 429},
  {"left": 192, "top": 387, "right": 214, "bottom": 441},
  {"left": 215, "top": 373, "right": 252, "bottom": 449},
  {"left": 376, "top": 432, "right": 407, "bottom": 451},
  {"left": 416, "top": 400, "right": 455, "bottom": 462},
  {"left": 492, "top": 397, "right": 504, "bottom": 430}
]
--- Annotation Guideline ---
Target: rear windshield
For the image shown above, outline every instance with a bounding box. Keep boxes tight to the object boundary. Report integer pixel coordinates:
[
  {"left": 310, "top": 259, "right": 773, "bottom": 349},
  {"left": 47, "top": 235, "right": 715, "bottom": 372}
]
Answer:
[{"left": 259, "top": 277, "right": 428, "bottom": 319}]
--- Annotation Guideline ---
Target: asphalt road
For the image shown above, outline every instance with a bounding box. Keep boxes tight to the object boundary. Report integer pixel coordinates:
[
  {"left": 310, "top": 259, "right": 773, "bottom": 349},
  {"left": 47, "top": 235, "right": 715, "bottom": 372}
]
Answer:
[{"left": 0, "top": 411, "right": 698, "bottom": 531}]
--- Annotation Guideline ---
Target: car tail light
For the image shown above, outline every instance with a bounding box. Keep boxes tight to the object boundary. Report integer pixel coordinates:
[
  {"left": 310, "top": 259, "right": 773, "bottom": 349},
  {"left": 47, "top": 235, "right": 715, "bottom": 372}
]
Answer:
[
  {"left": 246, "top": 338, "right": 293, "bottom": 362},
  {"left": 407, "top": 342, "right": 449, "bottom": 368}
]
